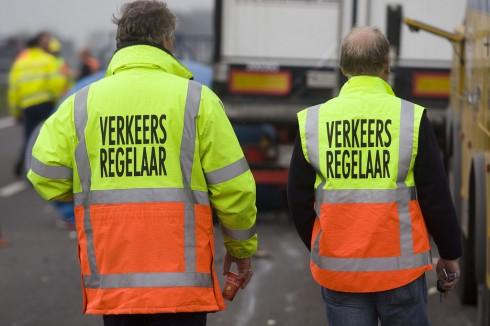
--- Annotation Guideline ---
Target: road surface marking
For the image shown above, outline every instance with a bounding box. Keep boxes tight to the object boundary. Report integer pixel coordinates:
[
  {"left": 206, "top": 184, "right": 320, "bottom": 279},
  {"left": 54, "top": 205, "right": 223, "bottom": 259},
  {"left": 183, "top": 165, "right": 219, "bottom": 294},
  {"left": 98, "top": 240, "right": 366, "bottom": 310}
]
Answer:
[
  {"left": 0, "top": 181, "right": 27, "bottom": 198},
  {"left": 0, "top": 117, "right": 15, "bottom": 130}
]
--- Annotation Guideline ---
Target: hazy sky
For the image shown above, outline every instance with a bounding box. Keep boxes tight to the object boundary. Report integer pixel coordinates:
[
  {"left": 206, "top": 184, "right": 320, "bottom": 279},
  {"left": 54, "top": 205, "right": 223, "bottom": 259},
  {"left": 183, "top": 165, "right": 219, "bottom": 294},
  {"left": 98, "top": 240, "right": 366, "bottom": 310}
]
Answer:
[{"left": 0, "top": 0, "right": 213, "bottom": 47}]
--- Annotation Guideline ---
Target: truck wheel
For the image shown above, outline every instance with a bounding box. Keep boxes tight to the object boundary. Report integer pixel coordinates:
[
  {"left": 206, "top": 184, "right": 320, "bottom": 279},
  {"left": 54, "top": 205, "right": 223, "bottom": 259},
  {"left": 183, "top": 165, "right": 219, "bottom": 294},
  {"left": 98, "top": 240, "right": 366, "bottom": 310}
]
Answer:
[
  {"left": 458, "top": 233, "right": 478, "bottom": 305},
  {"left": 478, "top": 286, "right": 490, "bottom": 326},
  {"left": 450, "top": 115, "right": 462, "bottom": 222},
  {"left": 458, "top": 160, "right": 479, "bottom": 305},
  {"left": 473, "top": 153, "right": 489, "bottom": 325}
]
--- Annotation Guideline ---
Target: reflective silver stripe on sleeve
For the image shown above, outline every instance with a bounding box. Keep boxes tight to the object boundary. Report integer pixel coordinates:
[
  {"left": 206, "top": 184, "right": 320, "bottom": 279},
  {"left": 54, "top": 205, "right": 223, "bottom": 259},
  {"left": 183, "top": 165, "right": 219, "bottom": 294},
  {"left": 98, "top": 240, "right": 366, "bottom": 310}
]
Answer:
[
  {"left": 206, "top": 157, "right": 250, "bottom": 185},
  {"left": 180, "top": 80, "right": 202, "bottom": 272},
  {"left": 74, "top": 86, "right": 99, "bottom": 278},
  {"left": 83, "top": 272, "right": 213, "bottom": 289},
  {"left": 30, "top": 157, "right": 73, "bottom": 180},
  {"left": 74, "top": 188, "right": 209, "bottom": 206},
  {"left": 305, "top": 105, "right": 321, "bottom": 173},
  {"left": 317, "top": 187, "right": 416, "bottom": 204},
  {"left": 221, "top": 224, "right": 257, "bottom": 241},
  {"left": 398, "top": 100, "right": 416, "bottom": 258}
]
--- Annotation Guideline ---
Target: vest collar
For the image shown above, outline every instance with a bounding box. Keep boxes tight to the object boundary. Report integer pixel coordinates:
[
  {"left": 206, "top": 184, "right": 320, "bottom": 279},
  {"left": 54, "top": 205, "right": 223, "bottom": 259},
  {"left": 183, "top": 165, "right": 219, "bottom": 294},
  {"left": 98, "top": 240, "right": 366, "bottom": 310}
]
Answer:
[
  {"left": 339, "top": 76, "right": 395, "bottom": 97},
  {"left": 106, "top": 44, "right": 193, "bottom": 79}
]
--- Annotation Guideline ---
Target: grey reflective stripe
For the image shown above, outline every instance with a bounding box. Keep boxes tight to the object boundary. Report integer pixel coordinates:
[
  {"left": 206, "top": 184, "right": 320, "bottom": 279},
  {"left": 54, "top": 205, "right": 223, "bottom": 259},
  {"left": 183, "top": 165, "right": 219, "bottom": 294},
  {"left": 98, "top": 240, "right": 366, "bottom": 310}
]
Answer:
[
  {"left": 305, "top": 105, "right": 321, "bottom": 173},
  {"left": 74, "top": 188, "right": 209, "bottom": 206},
  {"left": 30, "top": 157, "right": 73, "bottom": 180},
  {"left": 317, "top": 187, "right": 416, "bottom": 204},
  {"left": 397, "top": 100, "right": 416, "bottom": 257},
  {"left": 74, "top": 86, "right": 99, "bottom": 277},
  {"left": 221, "top": 224, "right": 257, "bottom": 241},
  {"left": 83, "top": 272, "right": 213, "bottom": 289},
  {"left": 314, "top": 180, "right": 326, "bottom": 216},
  {"left": 311, "top": 230, "right": 430, "bottom": 272},
  {"left": 311, "top": 247, "right": 431, "bottom": 271},
  {"left": 206, "top": 157, "right": 250, "bottom": 185},
  {"left": 17, "top": 72, "right": 60, "bottom": 83},
  {"left": 20, "top": 91, "right": 53, "bottom": 105},
  {"left": 397, "top": 100, "right": 414, "bottom": 184},
  {"left": 180, "top": 80, "right": 202, "bottom": 272},
  {"left": 305, "top": 105, "right": 324, "bottom": 215}
]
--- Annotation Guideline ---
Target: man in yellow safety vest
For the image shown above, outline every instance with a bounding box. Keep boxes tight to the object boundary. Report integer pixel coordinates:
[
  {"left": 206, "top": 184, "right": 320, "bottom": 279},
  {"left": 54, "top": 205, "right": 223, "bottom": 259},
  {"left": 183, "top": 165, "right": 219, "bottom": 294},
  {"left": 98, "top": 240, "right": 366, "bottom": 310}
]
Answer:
[
  {"left": 28, "top": 2, "right": 258, "bottom": 325},
  {"left": 288, "top": 26, "right": 461, "bottom": 326},
  {"left": 8, "top": 32, "right": 66, "bottom": 176}
]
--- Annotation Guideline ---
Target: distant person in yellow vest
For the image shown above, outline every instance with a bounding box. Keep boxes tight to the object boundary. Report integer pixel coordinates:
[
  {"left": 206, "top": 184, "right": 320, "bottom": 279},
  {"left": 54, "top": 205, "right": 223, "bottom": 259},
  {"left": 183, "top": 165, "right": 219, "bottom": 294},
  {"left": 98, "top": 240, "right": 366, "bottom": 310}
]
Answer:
[
  {"left": 8, "top": 32, "right": 66, "bottom": 177},
  {"left": 48, "top": 37, "right": 74, "bottom": 93},
  {"left": 288, "top": 26, "right": 461, "bottom": 326},
  {"left": 27, "top": 1, "right": 257, "bottom": 326}
]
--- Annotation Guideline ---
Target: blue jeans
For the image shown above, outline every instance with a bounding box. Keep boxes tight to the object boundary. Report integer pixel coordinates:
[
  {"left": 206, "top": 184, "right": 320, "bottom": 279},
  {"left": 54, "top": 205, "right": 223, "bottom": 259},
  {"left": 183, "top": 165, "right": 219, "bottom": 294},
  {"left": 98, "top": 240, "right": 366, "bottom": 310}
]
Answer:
[{"left": 321, "top": 275, "right": 429, "bottom": 326}]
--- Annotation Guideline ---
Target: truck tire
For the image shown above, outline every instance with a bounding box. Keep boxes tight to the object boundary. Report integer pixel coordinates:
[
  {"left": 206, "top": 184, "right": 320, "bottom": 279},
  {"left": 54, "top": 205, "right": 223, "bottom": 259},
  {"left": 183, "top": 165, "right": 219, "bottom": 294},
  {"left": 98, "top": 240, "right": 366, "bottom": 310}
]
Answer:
[
  {"left": 478, "top": 285, "right": 490, "bottom": 326},
  {"left": 472, "top": 153, "right": 489, "bottom": 325},
  {"left": 450, "top": 115, "right": 462, "bottom": 222},
  {"left": 458, "top": 159, "right": 480, "bottom": 305},
  {"left": 473, "top": 154, "right": 487, "bottom": 285}
]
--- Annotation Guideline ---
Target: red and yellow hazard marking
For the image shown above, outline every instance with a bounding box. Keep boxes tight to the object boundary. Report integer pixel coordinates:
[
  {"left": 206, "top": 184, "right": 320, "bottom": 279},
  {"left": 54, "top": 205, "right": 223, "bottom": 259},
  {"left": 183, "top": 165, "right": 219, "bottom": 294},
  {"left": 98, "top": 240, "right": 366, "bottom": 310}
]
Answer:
[
  {"left": 229, "top": 70, "right": 292, "bottom": 96},
  {"left": 412, "top": 72, "right": 450, "bottom": 98}
]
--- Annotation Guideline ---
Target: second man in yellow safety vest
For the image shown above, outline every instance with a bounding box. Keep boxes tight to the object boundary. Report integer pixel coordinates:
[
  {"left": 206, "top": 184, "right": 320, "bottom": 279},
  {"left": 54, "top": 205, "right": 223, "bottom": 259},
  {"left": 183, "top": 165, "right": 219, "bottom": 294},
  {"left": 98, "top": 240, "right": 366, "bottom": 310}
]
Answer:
[
  {"left": 28, "top": 2, "right": 257, "bottom": 325},
  {"left": 288, "top": 27, "right": 461, "bottom": 326}
]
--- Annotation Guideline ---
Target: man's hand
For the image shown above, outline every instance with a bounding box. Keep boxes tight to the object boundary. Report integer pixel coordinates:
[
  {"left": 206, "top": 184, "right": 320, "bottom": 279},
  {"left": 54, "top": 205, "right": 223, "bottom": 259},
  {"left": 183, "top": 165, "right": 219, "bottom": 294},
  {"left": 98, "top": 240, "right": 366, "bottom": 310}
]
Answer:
[
  {"left": 436, "top": 258, "right": 460, "bottom": 291},
  {"left": 223, "top": 252, "right": 253, "bottom": 289}
]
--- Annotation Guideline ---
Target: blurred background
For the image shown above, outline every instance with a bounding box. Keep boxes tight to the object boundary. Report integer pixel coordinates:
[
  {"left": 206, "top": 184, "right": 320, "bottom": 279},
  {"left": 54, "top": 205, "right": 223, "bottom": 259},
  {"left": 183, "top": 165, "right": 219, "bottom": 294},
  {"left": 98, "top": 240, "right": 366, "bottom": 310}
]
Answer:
[{"left": 0, "top": 0, "right": 489, "bottom": 325}]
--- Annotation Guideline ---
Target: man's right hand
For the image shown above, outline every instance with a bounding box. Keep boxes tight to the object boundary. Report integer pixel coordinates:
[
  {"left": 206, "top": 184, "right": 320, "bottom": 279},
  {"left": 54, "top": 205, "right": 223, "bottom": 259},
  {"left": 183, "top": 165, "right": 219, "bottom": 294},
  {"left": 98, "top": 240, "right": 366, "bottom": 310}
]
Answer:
[
  {"left": 223, "top": 252, "right": 253, "bottom": 289},
  {"left": 436, "top": 258, "right": 460, "bottom": 291}
]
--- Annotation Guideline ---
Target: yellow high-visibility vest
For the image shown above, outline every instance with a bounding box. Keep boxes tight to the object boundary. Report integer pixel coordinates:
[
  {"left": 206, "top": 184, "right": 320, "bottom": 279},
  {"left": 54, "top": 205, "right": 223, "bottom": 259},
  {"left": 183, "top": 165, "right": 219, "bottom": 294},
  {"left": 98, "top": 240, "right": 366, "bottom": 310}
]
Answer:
[
  {"left": 28, "top": 45, "right": 258, "bottom": 314},
  {"left": 298, "top": 76, "right": 432, "bottom": 292}
]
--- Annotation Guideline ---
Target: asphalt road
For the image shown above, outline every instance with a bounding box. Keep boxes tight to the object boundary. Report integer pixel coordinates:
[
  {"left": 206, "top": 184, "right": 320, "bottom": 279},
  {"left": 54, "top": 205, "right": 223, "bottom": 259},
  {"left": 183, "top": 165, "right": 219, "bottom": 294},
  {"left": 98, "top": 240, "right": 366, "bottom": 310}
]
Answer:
[{"left": 0, "top": 122, "right": 477, "bottom": 326}]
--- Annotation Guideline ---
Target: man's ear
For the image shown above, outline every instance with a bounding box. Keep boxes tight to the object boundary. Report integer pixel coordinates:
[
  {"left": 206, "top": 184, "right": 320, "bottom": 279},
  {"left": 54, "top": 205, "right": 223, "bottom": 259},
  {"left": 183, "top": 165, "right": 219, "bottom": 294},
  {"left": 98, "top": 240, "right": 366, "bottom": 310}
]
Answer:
[
  {"left": 163, "top": 36, "right": 174, "bottom": 52},
  {"left": 382, "top": 62, "right": 391, "bottom": 80},
  {"left": 340, "top": 67, "right": 349, "bottom": 78}
]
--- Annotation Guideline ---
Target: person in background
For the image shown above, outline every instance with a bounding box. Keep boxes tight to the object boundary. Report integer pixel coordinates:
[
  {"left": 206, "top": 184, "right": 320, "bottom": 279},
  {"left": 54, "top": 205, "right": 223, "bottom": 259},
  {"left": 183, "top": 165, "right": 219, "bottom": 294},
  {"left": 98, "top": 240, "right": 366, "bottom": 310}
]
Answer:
[
  {"left": 8, "top": 32, "right": 66, "bottom": 177},
  {"left": 78, "top": 48, "right": 101, "bottom": 80},
  {"left": 27, "top": 1, "right": 257, "bottom": 325},
  {"left": 48, "top": 36, "right": 74, "bottom": 93},
  {"left": 288, "top": 26, "right": 461, "bottom": 326}
]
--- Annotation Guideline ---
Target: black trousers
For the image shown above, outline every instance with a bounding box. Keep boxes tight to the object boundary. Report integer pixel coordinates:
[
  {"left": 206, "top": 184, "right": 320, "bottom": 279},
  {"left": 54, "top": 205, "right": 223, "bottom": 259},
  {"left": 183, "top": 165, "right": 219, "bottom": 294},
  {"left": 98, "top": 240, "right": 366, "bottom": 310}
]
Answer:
[
  {"left": 103, "top": 313, "right": 207, "bottom": 326},
  {"left": 15, "top": 102, "right": 53, "bottom": 175}
]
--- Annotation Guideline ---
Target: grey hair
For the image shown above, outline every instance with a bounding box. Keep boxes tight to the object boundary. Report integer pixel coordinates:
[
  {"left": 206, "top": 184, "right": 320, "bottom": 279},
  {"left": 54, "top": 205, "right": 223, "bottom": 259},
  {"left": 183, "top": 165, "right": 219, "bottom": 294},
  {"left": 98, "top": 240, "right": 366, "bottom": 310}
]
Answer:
[
  {"left": 340, "top": 26, "right": 391, "bottom": 77},
  {"left": 113, "top": 0, "right": 176, "bottom": 49}
]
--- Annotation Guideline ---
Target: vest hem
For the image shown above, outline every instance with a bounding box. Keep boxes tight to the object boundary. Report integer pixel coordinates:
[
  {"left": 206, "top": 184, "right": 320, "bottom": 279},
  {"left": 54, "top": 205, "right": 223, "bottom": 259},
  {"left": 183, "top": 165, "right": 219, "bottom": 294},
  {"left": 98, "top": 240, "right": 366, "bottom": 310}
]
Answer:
[
  {"left": 83, "top": 304, "right": 224, "bottom": 315},
  {"left": 310, "top": 262, "right": 432, "bottom": 293}
]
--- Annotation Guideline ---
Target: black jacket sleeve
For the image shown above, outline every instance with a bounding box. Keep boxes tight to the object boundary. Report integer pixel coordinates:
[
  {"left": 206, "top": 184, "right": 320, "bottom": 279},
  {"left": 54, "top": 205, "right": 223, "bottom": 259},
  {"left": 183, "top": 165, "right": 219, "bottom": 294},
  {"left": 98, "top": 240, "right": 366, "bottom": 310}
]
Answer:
[
  {"left": 414, "top": 111, "right": 462, "bottom": 260},
  {"left": 287, "top": 134, "right": 317, "bottom": 250}
]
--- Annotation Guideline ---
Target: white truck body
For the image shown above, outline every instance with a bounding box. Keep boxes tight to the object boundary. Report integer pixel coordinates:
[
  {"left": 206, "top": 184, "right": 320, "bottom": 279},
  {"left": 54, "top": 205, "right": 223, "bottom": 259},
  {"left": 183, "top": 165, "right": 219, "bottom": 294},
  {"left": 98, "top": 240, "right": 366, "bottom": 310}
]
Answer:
[
  {"left": 221, "top": 0, "right": 342, "bottom": 68},
  {"left": 219, "top": 0, "right": 467, "bottom": 69}
]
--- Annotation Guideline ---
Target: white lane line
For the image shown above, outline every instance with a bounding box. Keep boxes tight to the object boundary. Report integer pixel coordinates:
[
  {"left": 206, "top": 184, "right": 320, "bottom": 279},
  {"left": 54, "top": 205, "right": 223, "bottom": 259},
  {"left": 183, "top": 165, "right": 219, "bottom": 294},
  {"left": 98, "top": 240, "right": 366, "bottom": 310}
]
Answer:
[
  {"left": 0, "top": 117, "right": 15, "bottom": 130},
  {"left": 0, "top": 181, "right": 27, "bottom": 197}
]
